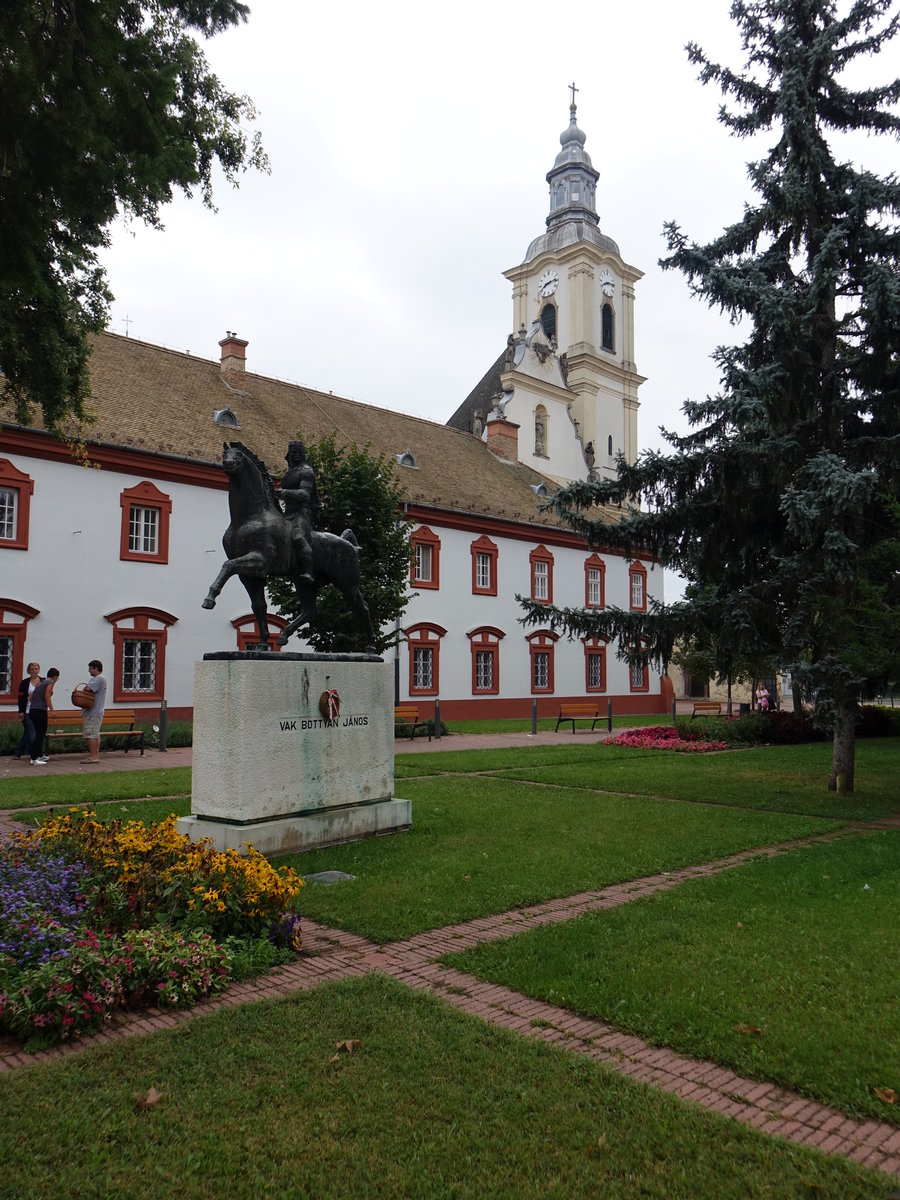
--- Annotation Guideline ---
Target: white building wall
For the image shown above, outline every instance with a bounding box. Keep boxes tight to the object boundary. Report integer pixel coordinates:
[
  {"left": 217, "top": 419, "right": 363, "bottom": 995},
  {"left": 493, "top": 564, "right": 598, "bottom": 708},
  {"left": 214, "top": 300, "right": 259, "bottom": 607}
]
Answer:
[{"left": 397, "top": 520, "right": 663, "bottom": 714}]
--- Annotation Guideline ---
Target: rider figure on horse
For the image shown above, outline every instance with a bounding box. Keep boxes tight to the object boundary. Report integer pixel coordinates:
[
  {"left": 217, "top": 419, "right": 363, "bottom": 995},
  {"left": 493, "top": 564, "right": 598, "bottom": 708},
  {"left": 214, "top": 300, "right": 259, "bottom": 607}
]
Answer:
[{"left": 280, "top": 440, "right": 321, "bottom": 587}]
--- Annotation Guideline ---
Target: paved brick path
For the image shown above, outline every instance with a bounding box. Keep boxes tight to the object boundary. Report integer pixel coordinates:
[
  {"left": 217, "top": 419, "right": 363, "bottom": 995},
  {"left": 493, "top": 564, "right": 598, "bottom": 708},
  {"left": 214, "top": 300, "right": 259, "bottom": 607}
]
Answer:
[{"left": 2, "top": 818, "right": 898, "bottom": 1179}]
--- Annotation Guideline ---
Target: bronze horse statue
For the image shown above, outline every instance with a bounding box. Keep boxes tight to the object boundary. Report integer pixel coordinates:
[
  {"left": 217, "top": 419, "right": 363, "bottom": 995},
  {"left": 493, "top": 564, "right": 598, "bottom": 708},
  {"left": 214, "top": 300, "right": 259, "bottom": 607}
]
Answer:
[{"left": 202, "top": 442, "right": 376, "bottom": 651}]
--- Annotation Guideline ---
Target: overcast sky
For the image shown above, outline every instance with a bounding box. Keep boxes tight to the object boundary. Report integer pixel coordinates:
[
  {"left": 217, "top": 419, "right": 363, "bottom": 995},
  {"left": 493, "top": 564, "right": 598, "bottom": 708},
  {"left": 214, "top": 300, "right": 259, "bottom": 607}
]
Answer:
[{"left": 99, "top": 0, "right": 899, "bottom": 458}]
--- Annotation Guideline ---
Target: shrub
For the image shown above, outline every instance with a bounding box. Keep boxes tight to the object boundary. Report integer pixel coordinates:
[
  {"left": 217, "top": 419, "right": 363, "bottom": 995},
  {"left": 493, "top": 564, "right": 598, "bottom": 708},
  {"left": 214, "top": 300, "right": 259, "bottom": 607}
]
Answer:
[
  {"left": 675, "top": 712, "right": 825, "bottom": 746},
  {"left": 856, "top": 705, "right": 900, "bottom": 738}
]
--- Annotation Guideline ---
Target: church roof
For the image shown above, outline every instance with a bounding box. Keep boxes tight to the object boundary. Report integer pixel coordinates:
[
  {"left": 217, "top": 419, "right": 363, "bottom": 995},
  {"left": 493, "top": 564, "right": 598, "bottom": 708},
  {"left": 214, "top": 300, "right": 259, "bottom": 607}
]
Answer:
[
  {"left": 445, "top": 347, "right": 507, "bottom": 435},
  {"left": 522, "top": 220, "right": 621, "bottom": 266},
  {"left": 2, "top": 331, "right": 574, "bottom": 533}
]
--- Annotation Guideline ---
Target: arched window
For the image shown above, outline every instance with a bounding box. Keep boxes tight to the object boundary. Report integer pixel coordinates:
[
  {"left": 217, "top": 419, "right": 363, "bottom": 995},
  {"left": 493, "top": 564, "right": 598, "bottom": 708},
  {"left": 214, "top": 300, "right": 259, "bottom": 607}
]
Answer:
[
  {"left": 527, "top": 630, "right": 559, "bottom": 694},
  {"left": 232, "top": 613, "right": 287, "bottom": 652},
  {"left": 468, "top": 627, "right": 505, "bottom": 695},
  {"left": 540, "top": 303, "right": 556, "bottom": 340},
  {"left": 534, "top": 405, "right": 548, "bottom": 457},
  {"left": 0, "top": 599, "right": 39, "bottom": 703},
  {"left": 403, "top": 623, "right": 446, "bottom": 696},
  {"left": 583, "top": 636, "right": 609, "bottom": 693},
  {"left": 105, "top": 607, "right": 178, "bottom": 703},
  {"left": 607, "top": 435, "right": 613, "bottom": 457},
  {"left": 602, "top": 303, "right": 615, "bottom": 351}
]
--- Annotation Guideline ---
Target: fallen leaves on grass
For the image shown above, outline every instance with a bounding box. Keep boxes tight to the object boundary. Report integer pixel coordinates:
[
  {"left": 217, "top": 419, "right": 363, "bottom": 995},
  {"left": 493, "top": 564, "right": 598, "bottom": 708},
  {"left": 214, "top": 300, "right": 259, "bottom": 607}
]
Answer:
[
  {"left": 329, "top": 1038, "right": 364, "bottom": 1064},
  {"left": 874, "top": 1087, "right": 897, "bottom": 1105},
  {"left": 734, "top": 1023, "right": 762, "bottom": 1035},
  {"left": 134, "top": 1086, "right": 162, "bottom": 1110}
]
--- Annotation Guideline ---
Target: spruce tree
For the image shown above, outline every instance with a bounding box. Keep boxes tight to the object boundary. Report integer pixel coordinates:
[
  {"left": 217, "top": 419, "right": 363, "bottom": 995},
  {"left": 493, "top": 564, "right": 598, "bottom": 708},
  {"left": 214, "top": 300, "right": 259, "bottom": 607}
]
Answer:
[{"left": 522, "top": 0, "right": 900, "bottom": 791}]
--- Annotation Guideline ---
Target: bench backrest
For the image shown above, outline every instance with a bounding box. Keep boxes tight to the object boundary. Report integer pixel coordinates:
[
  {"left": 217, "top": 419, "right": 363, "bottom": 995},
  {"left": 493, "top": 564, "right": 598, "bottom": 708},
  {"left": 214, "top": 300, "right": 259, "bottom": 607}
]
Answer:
[
  {"left": 49, "top": 709, "right": 137, "bottom": 729},
  {"left": 394, "top": 707, "right": 419, "bottom": 720},
  {"left": 559, "top": 703, "right": 600, "bottom": 714}
]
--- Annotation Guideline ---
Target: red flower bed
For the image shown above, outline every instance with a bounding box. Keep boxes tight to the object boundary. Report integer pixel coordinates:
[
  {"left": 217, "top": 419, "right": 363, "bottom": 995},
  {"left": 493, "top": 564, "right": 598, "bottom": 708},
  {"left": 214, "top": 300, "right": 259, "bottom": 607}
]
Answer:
[{"left": 610, "top": 725, "right": 728, "bottom": 753}]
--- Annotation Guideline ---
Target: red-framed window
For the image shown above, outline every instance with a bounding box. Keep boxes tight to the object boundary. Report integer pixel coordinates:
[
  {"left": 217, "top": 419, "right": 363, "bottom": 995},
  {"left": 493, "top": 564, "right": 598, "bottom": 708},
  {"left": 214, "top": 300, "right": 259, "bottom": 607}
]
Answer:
[
  {"left": 527, "top": 629, "right": 559, "bottom": 694},
  {"left": 468, "top": 626, "right": 504, "bottom": 695},
  {"left": 105, "top": 607, "right": 178, "bottom": 703},
  {"left": 584, "top": 553, "right": 606, "bottom": 608},
  {"left": 232, "top": 614, "right": 287, "bottom": 652},
  {"left": 529, "top": 544, "right": 554, "bottom": 604},
  {"left": 471, "top": 535, "right": 498, "bottom": 596},
  {"left": 629, "top": 651, "right": 650, "bottom": 692},
  {"left": 629, "top": 561, "right": 648, "bottom": 611},
  {"left": 404, "top": 622, "right": 446, "bottom": 696},
  {"left": 119, "top": 481, "right": 172, "bottom": 564},
  {"left": 583, "top": 636, "right": 608, "bottom": 692},
  {"left": 0, "top": 600, "right": 39, "bottom": 704},
  {"left": 410, "top": 526, "right": 441, "bottom": 590},
  {"left": 0, "top": 459, "right": 34, "bottom": 552}
]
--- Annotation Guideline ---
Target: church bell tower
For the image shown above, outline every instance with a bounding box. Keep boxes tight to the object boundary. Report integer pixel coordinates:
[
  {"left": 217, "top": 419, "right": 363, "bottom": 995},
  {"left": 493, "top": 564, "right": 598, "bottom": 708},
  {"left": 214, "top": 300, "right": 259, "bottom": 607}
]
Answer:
[{"left": 499, "top": 89, "right": 645, "bottom": 484}]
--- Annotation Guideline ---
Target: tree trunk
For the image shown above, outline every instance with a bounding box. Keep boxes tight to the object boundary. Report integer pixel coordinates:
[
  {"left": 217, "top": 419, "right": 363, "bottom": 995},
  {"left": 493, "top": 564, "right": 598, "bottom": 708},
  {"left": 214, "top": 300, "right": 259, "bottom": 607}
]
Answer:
[
  {"left": 792, "top": 681, "right": 804, "bottom": 715},
  {"left": 829, "top": 701, "right": 856, "bottom": 792},
  {"left": 726, "top": 675, "right": 733, "bottom": 716}
]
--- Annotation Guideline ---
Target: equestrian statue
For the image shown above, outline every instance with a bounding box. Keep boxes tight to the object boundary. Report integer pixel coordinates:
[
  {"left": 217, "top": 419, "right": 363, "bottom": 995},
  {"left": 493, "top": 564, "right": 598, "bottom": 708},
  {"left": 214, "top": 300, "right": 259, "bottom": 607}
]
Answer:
[{"left": 202, "top": 440, "right": 376, "bottom": 652}]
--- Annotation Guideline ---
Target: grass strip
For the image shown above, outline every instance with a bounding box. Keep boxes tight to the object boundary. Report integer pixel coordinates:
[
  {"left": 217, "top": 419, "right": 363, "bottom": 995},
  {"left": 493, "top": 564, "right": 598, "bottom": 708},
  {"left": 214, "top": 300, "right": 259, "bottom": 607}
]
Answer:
[
  {"left": 15, "top": 796, "right": 193, "bottom": 829},
  {"left": 0, "top": 974, "right": 890, "bottom": 1199},
  {"left": 283, "top": 776, "right": 839, "bottom": 942},
  {"left": 0, "top": 766, "right": 192, "bottom": 811},
  {"left": 444, "top": 830, "right": 900, "bottom": 1126}
]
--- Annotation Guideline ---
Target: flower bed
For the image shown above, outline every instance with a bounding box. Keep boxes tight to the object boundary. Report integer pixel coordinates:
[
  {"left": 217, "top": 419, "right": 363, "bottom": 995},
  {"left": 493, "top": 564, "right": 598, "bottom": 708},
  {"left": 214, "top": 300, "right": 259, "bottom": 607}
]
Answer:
[
  {"left": 0, "top": 810, "right": 303, "bottom": 1047},
  {"left": 610, "top": 725, "right": 728, "bottom": 753}
]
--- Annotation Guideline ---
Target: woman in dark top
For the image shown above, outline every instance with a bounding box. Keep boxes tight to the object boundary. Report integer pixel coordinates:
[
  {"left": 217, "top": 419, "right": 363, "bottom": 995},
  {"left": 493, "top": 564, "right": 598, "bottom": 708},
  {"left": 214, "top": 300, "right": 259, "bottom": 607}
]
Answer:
[{"left": 28, "top": 668, "right": 59, "bottom": 765}]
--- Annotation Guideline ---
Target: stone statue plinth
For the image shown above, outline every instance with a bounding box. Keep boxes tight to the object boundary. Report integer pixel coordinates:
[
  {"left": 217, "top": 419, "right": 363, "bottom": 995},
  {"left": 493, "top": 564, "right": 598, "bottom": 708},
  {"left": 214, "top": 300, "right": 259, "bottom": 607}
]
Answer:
[{"left": 176, "top": 651, "right": 410, "bottom": 855}]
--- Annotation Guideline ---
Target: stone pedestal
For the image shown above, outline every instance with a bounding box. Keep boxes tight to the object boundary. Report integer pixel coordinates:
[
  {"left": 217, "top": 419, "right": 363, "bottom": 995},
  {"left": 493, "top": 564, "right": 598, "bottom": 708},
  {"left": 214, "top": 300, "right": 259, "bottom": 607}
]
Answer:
[{"left": 176, "top": 651, "right": 410, "bottom": 855}]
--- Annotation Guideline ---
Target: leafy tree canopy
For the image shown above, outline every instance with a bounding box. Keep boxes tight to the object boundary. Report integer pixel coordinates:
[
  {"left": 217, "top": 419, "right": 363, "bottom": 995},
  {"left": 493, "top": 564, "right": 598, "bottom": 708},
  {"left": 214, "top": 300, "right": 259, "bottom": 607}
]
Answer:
[
  {"left": 521, "top": 0, "right": 900, "bottom": 792},
  {"left": 267, "top": 434, "right": 412, "bottom": 655},
  {"left": 0, "top": 1, "right": 267, "bottom": 432}
]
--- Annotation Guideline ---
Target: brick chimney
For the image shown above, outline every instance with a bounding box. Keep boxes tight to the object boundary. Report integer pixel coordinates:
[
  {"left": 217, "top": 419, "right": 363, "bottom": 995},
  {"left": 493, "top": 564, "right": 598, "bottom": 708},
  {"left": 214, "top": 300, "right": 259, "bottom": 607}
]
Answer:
[
  {"left": 219, "top": 331, "right": 248, "bottom": 379},
  {"left": 485, "top": 415, "right": 519, "bottom": 462}
]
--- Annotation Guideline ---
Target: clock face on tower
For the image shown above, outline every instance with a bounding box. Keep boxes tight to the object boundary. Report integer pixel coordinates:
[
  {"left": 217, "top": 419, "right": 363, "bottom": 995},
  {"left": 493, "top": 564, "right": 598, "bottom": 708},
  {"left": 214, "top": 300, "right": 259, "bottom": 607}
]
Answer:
[
  {"left": 598, "top": 268, "right": 615, "bottom": 297},
  {"left": 538, "top": 269, "right": 559, "bottom": 298}
]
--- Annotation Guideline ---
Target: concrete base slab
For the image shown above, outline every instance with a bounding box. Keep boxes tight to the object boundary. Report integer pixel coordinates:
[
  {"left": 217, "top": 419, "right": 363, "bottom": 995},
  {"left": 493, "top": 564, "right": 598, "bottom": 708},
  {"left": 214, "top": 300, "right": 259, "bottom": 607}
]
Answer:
[{"left": 177, "top": 797, "right": 411, "bottom": 856}]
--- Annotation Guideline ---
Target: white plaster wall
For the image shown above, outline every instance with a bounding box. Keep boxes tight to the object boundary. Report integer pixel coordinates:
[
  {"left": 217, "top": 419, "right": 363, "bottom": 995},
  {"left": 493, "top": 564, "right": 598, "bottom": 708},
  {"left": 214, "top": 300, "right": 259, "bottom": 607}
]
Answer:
[
  {"left": 397, "top": 522, "right": 664, "bottom": 703},
  {"left": 4, "top": 454, "right": 236, "bottom": 709},
  {"left": 503, "top": 388, "right": 588, "bottom": 483}
]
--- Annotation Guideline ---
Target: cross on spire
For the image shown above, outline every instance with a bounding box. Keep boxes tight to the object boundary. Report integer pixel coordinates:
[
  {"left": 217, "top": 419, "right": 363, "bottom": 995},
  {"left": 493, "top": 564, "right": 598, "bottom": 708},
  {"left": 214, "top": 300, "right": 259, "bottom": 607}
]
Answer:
[{"left": 569, "top": 81, "right": 579, "bottom": 108}]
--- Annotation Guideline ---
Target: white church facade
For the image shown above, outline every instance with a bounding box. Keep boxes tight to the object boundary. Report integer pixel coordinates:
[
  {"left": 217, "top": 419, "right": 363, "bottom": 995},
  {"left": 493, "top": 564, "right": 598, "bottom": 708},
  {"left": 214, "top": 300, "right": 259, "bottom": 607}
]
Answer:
[{"left": 1, "top": 100, "right": 669, "bottom": 728}]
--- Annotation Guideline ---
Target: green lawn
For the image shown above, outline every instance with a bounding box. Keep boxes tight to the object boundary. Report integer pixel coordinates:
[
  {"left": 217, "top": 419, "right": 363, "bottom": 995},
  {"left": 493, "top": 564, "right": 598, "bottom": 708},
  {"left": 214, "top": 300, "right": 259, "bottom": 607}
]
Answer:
[
  {"left": 415, "top": 738, "right": 899, "bottom": 822},
  {"left": 444, "top": 831, "right": 900, "bottom": 1126},
  {"left": 0, "top": 975, "right": 890, "bottom": 1200},
  {"left": 284, "top": 775, "right": 839, "bottom": 941}
]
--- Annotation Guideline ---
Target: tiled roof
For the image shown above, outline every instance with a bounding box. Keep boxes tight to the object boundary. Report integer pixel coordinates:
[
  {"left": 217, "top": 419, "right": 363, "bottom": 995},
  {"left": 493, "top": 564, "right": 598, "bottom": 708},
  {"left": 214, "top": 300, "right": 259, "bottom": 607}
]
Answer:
[{"left": 1, "top": 332, "right": 609, "bottom": 532}]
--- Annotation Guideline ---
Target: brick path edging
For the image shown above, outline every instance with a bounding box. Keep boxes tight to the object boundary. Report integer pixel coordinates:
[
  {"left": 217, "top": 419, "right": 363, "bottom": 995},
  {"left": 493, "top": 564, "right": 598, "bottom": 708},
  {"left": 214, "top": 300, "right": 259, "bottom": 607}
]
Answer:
[{"left": 2, "top": 821, "right": 899, "bottom": 1179}]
